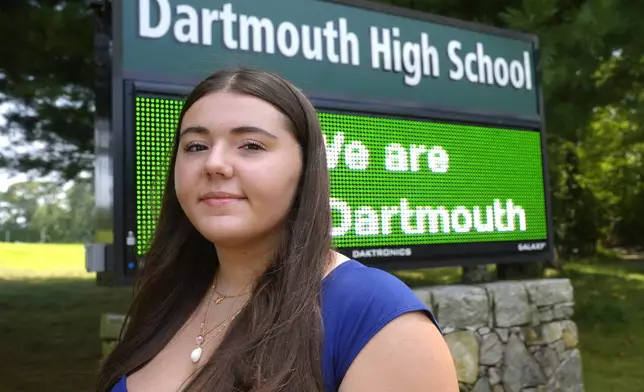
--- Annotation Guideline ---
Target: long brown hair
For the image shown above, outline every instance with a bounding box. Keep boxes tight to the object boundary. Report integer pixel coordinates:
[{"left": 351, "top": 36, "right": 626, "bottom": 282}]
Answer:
[{"left": 95, "top": 68, "right": 332, "bottom": 391}]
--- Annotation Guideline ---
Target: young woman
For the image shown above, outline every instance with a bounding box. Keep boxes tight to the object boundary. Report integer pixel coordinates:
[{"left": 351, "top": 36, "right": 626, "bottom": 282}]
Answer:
[{"left": 96, "top": 68, "right": 458, "bottom": 392}]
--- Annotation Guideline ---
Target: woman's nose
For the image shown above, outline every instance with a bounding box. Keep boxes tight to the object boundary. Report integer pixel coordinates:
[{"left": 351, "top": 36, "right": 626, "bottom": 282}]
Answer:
[{"left": 204, "top": 148, "right": 234, "bottom": 178}]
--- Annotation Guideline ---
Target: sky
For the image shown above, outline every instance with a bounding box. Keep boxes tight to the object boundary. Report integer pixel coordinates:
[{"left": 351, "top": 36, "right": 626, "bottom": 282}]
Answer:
[
  {"left": 0, "top": 101, "right": 90, "bottom": 196},
  {"left": 0, "top": 102, "right": 27, "bottom": 192},
  {"left": 0, "top": 68, "right": 89, "bottom": 193},
  {"left": 0, "top": 72, "right": 18, "bottom": 191}
]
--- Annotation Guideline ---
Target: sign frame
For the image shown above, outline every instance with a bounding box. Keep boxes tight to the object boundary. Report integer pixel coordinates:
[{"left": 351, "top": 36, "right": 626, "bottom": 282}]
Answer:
[
  {"left": 92, "top": 0, "right": 554, "bottom": 285},
  {"left": 124, "top": 79, "right": 554, "bottom": 270}
]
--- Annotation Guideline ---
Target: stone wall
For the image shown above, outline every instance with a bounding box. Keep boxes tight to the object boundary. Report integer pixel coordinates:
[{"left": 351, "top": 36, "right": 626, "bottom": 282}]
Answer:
[{"left": 413, "top": 279, "right": 583, "bottom": 392}]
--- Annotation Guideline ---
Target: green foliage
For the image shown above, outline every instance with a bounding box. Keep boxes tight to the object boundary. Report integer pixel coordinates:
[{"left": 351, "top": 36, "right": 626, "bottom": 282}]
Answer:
[
  {"left": 0, "top": 177, "right": 94, "bottom": 243},
  {"left": 563, "top": 260, "right": 644, "bottom": 390},
  {"left": 0, "top": 0, "right": 94, "bottom": 179},
  {"left": 579, "top": 106, "right": 644, "bottom": 247}
]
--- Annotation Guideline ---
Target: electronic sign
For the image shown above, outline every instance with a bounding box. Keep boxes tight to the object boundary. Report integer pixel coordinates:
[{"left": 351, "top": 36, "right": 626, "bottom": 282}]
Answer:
[
  {"left": 88, "top": 0, "right": 553, "bottom": 285},
  {"left": 133, "top": 95, "right": 549, "bottom": 267}
]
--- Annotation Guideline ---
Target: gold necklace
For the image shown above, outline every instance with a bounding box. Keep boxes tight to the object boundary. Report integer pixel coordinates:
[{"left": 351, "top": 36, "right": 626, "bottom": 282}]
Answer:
[
  {"left": 212, "top": 288, "right": 251, "bottom": 305},
  {"left": 200, "top": 308, "right": 242, "bottom": 348},
  {"left": 190, "top": 280, "right": 249, "bottom": 363}
]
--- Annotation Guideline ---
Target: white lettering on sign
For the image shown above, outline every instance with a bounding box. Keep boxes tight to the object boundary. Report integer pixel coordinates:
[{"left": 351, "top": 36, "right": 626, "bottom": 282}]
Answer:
[
  {"left": 138, "top": 0, "right": 360, "bottom": 66},
  {"left": 323, "top": 132, "right": 451, "bottom": 174},
  {"left": 518, "top": 242, "right": 547, "bottom": 252},
  {"left": 352, "top": 248, "right": 412, "bottom": 258},
  {"left": 370, "top": 28, "right": 440, "bottom": 86},
  {"left": 136, "top": 0, "right": 535, "bottom": 91},
  {"left": 448, "top": 41, "right": 533, "bottom": 90},
  {"left": 330, "top": 198, "right": 527, "bottom": 237},
  {"left": 323, "top": 132, "right": 370, "bottom": 170}
]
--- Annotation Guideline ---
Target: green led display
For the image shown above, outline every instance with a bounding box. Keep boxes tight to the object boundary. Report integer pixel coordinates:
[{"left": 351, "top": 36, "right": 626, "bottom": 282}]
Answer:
[
  {"left": 134, "top": 96, "right": 182, "bottom": 255},
  {"left": 134, "top": 96, "right": 547, "bottom": 255},
  {"left": 319, "top": 113, "right": 547, "bottom": 248}
]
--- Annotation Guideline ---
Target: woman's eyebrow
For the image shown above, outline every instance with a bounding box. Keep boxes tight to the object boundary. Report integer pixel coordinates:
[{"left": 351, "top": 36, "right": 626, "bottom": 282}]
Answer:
[
  {"left": 231, "top": 125, "right": 277, "bottom": 139},
  {"left": 179, "top": 125, "right": 209, "bottom": 137},
  {"left": 179, "top": 125, "right": 278, "bottom": 139}
]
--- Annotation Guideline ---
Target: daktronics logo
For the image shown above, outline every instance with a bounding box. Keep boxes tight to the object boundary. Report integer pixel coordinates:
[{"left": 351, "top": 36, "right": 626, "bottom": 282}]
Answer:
[
  {"left": 352, "top": 248, "right": 412, "bottom": 258},
  {"left": 517, "top": 242, "right": 547, "bottom": 252}
]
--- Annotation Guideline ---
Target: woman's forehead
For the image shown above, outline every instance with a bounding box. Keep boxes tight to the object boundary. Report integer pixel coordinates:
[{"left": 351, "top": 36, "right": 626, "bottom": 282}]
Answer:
[{"left": 182, "top": 92, "right": 289, "bottom": 132}]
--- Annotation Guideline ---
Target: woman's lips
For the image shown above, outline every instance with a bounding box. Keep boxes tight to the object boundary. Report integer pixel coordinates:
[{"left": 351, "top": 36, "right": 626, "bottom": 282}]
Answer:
[
  {"left": 199, "top": 191, "right": 246, "bottom": 207},
  {"left": 200, "top": 197, "right": 245, "bottom": 207}
]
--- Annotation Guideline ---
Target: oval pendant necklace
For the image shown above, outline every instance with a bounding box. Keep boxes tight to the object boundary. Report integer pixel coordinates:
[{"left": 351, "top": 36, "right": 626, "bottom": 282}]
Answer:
[
  {"left": 191, "top": 280, "right": 249, "bottom": 364},
  {"left": 191, "top": 308, "right": 242, "bottom": 363},
  {"left": 192, "top": 283, "right": 221, "bottom": 364}
]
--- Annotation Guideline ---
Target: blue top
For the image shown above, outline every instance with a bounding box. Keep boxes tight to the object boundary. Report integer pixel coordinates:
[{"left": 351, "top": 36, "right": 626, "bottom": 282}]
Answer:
[{"left": 110, "top": 260, "right": 439, "bottom": 392}]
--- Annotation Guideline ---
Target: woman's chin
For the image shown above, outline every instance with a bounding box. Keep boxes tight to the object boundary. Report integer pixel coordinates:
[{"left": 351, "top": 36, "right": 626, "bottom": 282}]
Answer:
[
  {"left": 198, "top": 226, "right": 257, "bottom": 247},
  {"left": 192, "top": 217, "right": 282, "bottom": 249}
]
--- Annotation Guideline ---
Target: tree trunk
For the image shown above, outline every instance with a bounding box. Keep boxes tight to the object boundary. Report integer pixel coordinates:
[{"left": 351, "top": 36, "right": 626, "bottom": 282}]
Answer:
[
  {"left": 496, "top": 261, "right": 545, "bottom": 280},
  {"left": 461, "top": 265, "right": 490, "bottom": 283}
]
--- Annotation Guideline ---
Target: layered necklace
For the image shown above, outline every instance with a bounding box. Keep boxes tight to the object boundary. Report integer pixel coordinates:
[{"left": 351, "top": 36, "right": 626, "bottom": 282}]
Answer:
[{"left": 190, "top": 279, "right": 250, "bottom": 364}]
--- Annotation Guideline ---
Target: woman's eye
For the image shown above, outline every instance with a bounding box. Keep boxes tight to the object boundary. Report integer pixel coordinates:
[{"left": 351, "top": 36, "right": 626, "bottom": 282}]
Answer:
[
  {"left": 185, "top": 142, "right": 208, "bottom": 152},
  {"left": 241, "top": 142, "right": 265, "bottom": 151}
]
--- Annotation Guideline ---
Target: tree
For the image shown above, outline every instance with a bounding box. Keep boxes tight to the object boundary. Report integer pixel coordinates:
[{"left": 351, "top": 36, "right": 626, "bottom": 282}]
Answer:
[
  {"left": 0, "top": 0, "right": 95, "bottom": 180},
  {"left": 578, "top": 105, "right": 644, "bottom": 249},
  {"left": 0, "top": 180, "right": 61, "bottom": 242},
  {"left": 59, "top": 176, "right": 94, "bottom": 242},
  {"left": 0, "top": 177, "right": 94, "bottom": 243}
]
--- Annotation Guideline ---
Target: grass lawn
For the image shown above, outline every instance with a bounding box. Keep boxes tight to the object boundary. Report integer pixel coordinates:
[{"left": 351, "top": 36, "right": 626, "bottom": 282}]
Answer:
[
  {"left": 0, "top": 242, "right": 92, "bottom": 279},
  {"left": 563, "top": 260, "right": 644, "bottom": 391},
  {"left": 0, "top": 242, "right": 643, "bottom": 392},
  {"left": 0, "top": 242, "right": 133, "bottom": 392}
]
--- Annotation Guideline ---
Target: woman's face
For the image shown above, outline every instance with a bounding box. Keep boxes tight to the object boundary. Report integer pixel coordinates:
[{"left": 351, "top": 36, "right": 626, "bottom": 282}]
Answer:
[{"left": 174, "top": 91, "right": 303, "bottom": 247}]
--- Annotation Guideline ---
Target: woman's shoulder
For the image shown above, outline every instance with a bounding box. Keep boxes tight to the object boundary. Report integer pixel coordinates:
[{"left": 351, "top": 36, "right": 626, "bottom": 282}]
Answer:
[
  {"left": 320, "top": 259, "right": 440, "bottom": 390},
  {"left": 321, "top": 259, "right": 434, "bottom": 319}
]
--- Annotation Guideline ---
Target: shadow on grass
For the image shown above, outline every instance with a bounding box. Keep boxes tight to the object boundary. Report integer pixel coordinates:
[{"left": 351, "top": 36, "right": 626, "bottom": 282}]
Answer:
[
  {"left": 563, "top": 262, "right": 644, "bottom": 329},
  {"left": 558, "top": 262, "right": 644, "bottom": 392},
  {"left": 391, "top": 266, "right": 463, "bottom": 287},
  {"left": 0, "top": 278, "right": 132, "bottom": 392}
]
